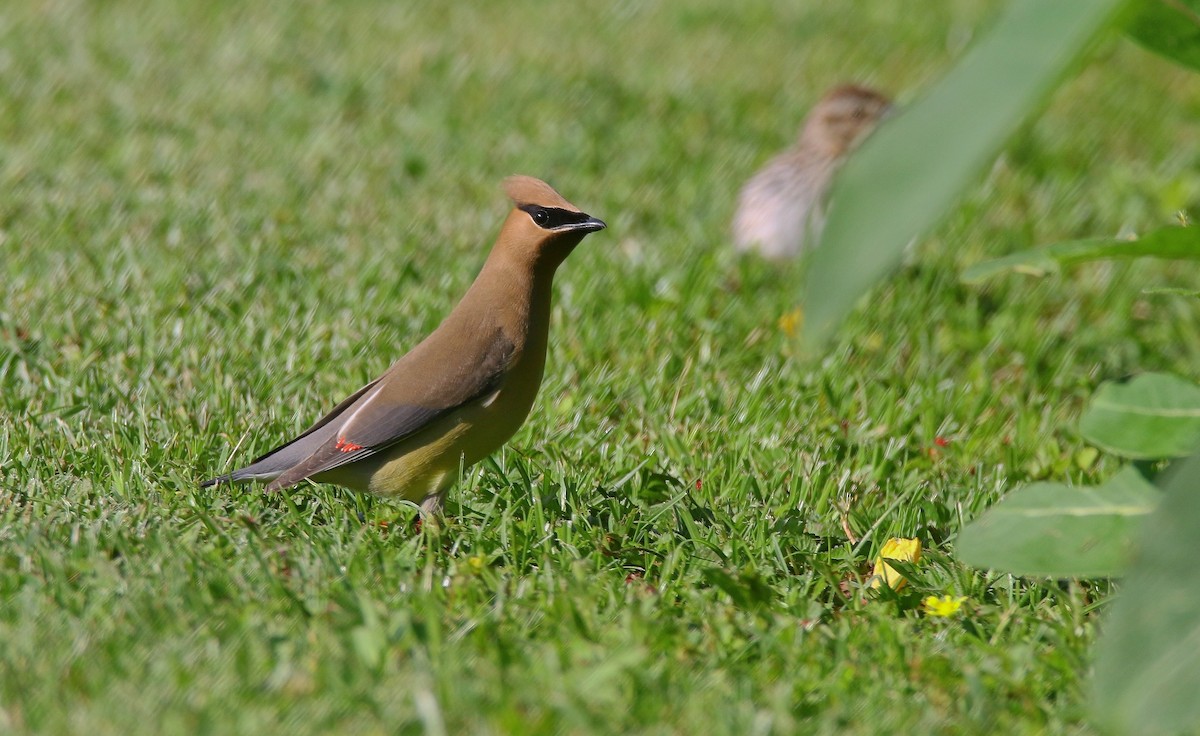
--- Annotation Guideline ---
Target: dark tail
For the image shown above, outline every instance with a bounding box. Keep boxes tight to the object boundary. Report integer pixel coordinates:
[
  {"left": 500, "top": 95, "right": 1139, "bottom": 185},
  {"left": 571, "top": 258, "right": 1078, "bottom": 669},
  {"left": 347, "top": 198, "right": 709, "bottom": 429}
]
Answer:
[
  {"left": 199, "top": 421, "right": 341, "bottom": 490},
  {"left": 200, "top": 377, "right": 380, "bottom": 491},
  {"left": 199, "top": 460, "right": 291, "bottom": 488}
]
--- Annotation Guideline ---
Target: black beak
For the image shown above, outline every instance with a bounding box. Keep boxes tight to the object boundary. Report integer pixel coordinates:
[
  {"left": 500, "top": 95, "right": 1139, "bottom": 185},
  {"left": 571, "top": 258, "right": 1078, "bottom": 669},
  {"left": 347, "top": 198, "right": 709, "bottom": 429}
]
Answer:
[{"left": 562, "top": 215, "right": 606, "bottom": 233}]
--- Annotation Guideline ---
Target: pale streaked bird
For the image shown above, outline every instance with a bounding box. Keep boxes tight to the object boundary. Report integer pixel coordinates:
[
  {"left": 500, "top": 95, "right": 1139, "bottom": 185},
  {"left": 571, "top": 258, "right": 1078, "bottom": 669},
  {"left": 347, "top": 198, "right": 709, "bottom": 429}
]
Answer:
[
  {"left": 732, "top": 84, "right": 892, "bottom": 260},
  {"left": 202, "top": 176, "right": 606, "bottom": 517}
]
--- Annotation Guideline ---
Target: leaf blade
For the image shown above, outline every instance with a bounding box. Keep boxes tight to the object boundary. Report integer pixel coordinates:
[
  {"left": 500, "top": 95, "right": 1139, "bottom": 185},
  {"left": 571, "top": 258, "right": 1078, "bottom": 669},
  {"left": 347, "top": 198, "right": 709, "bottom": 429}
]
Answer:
[
  {"left": 961, "top": 225, "right": 1200, "bottom": 284},
  {"left": 1092, "top": 453, "right": 1200, "bottom": 734},
  {"left": 802, "top": 0, "right": 1129, "bottom": 348},
  {"left": 1124, "top": 0, "right": 1200, "bottom": 72},
  {"left": 956, "top": 466, "right": 1159, "bottom": 578},
  {"left": 1080, "top": 373, "right": 1200, "bottom": 459}
]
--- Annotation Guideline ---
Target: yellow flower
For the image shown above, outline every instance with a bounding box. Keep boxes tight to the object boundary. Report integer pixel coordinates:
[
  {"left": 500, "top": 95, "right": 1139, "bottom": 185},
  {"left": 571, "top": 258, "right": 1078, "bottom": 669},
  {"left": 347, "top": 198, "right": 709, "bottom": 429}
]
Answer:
[
  {"left": 923, "top": 595, "right": 967, "bottom": 617},
  {"left": 778, "top": 308, "right": 803, "bottom": 337},
  {"left": 467, "top": 556, "right": 485, "bottom": 573},
  {"left": 869, "top": 537, "right": 921, "bottom": 590}
]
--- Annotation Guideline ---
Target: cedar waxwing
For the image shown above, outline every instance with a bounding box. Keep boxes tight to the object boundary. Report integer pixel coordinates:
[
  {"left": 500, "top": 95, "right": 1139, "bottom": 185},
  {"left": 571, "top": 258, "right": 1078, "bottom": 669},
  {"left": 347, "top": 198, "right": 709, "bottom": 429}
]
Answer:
[
  {"left": 732, "top": 84, "right": 892, "bottom": 260},
  {"left": 202, "top": 176, "right": 606, "bottom": 517}
]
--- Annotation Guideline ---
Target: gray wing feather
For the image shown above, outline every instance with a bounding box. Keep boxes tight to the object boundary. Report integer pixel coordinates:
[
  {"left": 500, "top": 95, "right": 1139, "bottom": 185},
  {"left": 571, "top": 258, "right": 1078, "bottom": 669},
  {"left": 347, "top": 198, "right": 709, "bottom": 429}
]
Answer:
[
  {"left": 262, "top": 403, "right": 449, "bottom": 491},
  {"left": 200, "top": 377, "right": 380, "bottom": 487},
  {"left": 263, "top": 331, "right": 515, "bottom": 491}
]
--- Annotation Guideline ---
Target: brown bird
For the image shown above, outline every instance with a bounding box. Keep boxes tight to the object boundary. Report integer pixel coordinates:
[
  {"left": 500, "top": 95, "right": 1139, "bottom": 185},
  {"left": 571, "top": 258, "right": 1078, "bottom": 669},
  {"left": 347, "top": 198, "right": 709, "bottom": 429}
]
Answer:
[
  {"left": 732, "top": 84, "right": 892, "bottom": 260},
  {"left": 203, "top": 176, "right": 606, "bottom": 517}
]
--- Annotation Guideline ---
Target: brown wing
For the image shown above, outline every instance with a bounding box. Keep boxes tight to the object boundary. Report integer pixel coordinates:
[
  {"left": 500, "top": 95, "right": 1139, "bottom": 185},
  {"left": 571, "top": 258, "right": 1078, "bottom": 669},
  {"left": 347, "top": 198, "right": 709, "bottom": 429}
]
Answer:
[{"left": 264, "top": 328, "right": 515, "bottom": 491}]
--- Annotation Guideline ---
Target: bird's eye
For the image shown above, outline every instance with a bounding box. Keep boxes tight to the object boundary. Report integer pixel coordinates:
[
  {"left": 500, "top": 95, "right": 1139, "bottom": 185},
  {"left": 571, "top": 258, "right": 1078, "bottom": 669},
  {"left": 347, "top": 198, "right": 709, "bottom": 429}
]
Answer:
[{"left": 533, "top": 209, "right": 550, "bottom": 227}]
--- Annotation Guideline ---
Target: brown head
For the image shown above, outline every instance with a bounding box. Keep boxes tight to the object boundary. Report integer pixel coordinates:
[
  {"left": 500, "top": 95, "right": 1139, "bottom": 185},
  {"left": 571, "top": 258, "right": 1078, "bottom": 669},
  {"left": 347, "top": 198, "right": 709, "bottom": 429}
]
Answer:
[
  {"left": 495, "top": 175, "right": 606, "bottom": 271},
  {"left": 798, "top": 84, "right": 893, "bottom": 158}
]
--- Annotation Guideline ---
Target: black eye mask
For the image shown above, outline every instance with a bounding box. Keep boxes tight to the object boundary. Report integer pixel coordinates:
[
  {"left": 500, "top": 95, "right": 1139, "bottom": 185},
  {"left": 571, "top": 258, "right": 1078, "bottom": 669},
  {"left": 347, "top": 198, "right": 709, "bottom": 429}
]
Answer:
[{"left": 519, "top": 205, "right": 592, "bottom": 230}]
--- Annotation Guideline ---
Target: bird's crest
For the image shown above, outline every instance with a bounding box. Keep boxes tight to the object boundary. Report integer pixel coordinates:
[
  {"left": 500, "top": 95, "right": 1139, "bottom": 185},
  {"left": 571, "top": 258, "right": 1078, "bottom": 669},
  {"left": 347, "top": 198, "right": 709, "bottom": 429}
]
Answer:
[{"left": 503, "top": 175, "right": 578, "bottom": 211}]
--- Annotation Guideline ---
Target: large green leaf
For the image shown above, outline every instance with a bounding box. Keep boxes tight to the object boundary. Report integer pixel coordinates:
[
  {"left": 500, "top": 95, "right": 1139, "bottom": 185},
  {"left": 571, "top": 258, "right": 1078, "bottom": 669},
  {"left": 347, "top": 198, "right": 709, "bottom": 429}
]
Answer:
[
  {"left": 1080, "top": 373, "right": 1200, "bottom": 459},
  {"left": 956, "top": 466, "right": 1159, "bottom": 578},
  {"left": 801, "top": 0, "right": 1129, "bottom": 348},
  {"left": 960, "top": 225, "right": 1200, "bottom": 283},
  {"left": 1125, "top": 0, "right": 1200, "bottom": 72},
  {"left": 1092, "top": 453, "right": 1200, "bottom": 734}
]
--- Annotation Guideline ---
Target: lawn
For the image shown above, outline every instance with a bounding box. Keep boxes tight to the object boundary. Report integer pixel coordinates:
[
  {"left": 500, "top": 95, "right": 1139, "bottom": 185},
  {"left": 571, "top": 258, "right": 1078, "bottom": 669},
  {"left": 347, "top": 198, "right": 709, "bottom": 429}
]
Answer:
[{"left": 2, "top": 0, "right": 1199, "bottom": 733}]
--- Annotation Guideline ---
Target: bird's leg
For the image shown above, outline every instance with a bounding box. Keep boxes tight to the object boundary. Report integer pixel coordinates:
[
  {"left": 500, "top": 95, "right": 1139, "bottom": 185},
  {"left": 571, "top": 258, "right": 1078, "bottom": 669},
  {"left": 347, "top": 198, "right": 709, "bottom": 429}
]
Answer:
[{"left": 415, "top": 489, "right": 448, "bottom": 532}]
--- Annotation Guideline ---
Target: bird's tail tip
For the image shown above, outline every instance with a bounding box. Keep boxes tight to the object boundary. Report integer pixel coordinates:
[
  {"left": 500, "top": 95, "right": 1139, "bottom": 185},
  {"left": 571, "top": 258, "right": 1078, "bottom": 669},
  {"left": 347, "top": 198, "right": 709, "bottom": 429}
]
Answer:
[
  {"left": 202, "top": 471, "right": 289, "bottom": 490},
  {"left": 199, "top": 474, "right": 230, "bottom": 489}
]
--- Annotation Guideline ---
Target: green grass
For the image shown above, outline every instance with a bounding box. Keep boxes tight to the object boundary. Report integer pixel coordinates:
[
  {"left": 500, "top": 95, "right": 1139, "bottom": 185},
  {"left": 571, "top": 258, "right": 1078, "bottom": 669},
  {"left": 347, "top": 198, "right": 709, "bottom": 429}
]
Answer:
[{"left": 2, "top": 0, "right": 1199, "bottom": 733}]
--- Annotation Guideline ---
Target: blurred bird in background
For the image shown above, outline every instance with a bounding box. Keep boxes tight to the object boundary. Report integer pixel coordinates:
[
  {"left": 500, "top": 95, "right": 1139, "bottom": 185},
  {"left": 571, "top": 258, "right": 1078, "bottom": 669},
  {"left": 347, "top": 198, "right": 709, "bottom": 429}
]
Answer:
[
  {"left": 733, "top": 84, "right": 892, "bottom": 260},
  {"left": 203, "top": 176, "right": 605, "bottom": 519}
]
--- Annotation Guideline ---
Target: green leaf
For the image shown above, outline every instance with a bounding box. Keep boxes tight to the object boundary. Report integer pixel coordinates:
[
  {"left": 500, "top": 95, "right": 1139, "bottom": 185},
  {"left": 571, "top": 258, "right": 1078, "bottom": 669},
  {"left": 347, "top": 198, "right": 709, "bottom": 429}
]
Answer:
[
  {"left": 801, "top": 0, "right": 1129, "bottom": 348},
  {"left": 1092, "top": 453, "right": 1200, "bottom": 734},
  {"left": 1124, "top": 0, "right": 1200, "bottom": 72},
  {"left": 957, "top": 466, "right": 1159, "bottom": 578},
  {"left": 1080, "top": 373, "right": 1200, "bottom": 459},
  {"left": 960, "top": 225, "right": 1200, "bottom": 283}
]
